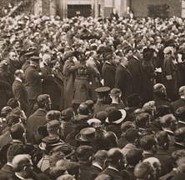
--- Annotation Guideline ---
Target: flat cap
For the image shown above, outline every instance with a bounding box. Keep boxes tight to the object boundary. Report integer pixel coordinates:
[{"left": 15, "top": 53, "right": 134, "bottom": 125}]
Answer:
[{"left": 95, "top": 86, "right": 110, "bottom": 94}]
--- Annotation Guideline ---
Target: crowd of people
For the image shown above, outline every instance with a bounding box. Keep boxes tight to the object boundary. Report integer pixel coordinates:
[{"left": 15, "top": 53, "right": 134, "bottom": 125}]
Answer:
[{"left": 0, "top": 13, "right": 185, "bottom": 180}]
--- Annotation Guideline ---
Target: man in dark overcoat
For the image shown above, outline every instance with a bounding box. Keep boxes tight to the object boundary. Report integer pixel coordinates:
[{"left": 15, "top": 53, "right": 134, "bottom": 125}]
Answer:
[
  {"left": 12, "top": 69, "right": 29, "bottom": 114},
  {"left": 115, "top": 57, "right": 133, "bottom": 105},
  {"left": 102, "top": 52, "right": 116, "bottom": 89},
  {"left": 24, "top": 56, "right": 43, "bottom": 115}
]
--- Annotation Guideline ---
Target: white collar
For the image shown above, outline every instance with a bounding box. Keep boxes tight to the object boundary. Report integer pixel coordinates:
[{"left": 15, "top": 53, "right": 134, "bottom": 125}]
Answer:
[
  {"left": 180, "top": 96, "right": 185, "bottom": 99},
  {"left": 15, "top": 173, "right": 25, "bottom": 180},
  {"left": 120, "top": 63, "right": 126, "bottom": 68},
  {"left": 108, "top": 166, "right": 119, "bottom": 172},
  {"left": 92, "top": 162, "right": 103, "bottom": 170},
  {"left": 15, "top": 77, "right": 22, "bottom": 83},
  {"left": 6, "top": 162, "right": 13, "bottom": 167}
]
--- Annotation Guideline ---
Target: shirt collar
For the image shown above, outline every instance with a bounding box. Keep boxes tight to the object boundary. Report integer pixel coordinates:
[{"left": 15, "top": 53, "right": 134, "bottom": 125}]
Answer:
[
  {"left": 181, "top": 96, "right": 185, "bottom": 99},
  {"left": 15, "top": 173, "right": 25, "bottom": 180},
  {"left": 92, "top": 162, "right": 103, "bottom": 170},
  {"left": 105, "top": 61, "right": 111, "bottom": 65},
  {"left": 6, "top": 162, "right": 13, "bottom": 167},
  {"left": 15, "top": 77, "right": 22, "bottom": 83},
  {"left": 108, "top": 166, "right": 119, "bottom": 172}
]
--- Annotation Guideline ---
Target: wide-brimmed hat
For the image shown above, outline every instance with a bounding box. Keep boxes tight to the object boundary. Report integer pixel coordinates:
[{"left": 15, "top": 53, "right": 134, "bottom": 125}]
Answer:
[
  {"left": 75, "top": 127, "right": 96, "bottom": 142},
  {"left": 105, "top": 109, "right": 126, "bottom": 124}
]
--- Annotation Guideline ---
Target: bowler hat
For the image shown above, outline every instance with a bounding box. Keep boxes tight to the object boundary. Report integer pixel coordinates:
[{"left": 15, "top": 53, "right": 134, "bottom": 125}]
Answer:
[{"left": 75, "top": 127, "right": 96, "bottom": 142}]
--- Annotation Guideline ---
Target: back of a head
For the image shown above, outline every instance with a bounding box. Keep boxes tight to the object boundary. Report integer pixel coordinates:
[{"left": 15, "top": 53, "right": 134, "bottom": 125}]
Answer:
[
  {"left": 142, "top": 101, "right": 155, "bottom": 115},
  {"left": 14, "top": 69, "right": 24, "bottom": 77},
  {"left": 140, "top": 135, "right": 156, "bottom": 151},
  {"left": 61, "top": 108, "right": 74, "bottom": 121},
  {"left": 95, "top": 111, "right": 108, "bottom": 124},
  {"left": 10, "top": 123, "right": 24, "bottom": 140},
  {"left": 37, "top": 94, "right": 50, "bottom": 108},
  {"left": 134, "top": 162, "right": 153, "bottom": 180},
  {"left": 175, "top": 127, "right": 185, "bottom": 143},
  {"left": 125, "top": 128, "right": 139, "bottom": 143},
  {"left": 153, "top": 83, "right": 165, "bottom": 97},
  {"left": 103, "top": 131, "right": 118, "bottom": 149},
  {"left": 46, "top": 110, "right": 61, "bottom": 122},
  {"left": 143, "top": 157, "right": 161, "bottom": 177},
  {"left": 107, "top": 148, "right": 123, "bottom": 164},
  {"left": 175, "top": 106, "right": 185, "bottom": 121},
  {"left": 6, "top": 113, "right": 20, "bottom": 127},
  {"left": 77, "top": 103, "right": 89, "bottom": 115},
  {"left": 110, "top": 88, "right": 122, "bottom": 98},
  {"left": 126, "top": 149, "right": 143, "bottom": 166},
  {"left": 160, "top": 114, "right": 176, "bottom": 128},
  {"left": 93, "top": 150, "right": 107, "bottom": 162},
  {"left": 156, "top": 131, "right": 169, "bottom": 148},
  {"left": 135, "top": 112, "right": 150, "bottom": 128},
  {"left": 76, "top": 145, "right": 94, "bottom": 161}
]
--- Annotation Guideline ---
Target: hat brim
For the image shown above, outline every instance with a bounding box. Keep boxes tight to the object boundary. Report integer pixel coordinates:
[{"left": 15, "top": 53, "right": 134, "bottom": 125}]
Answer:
[
  {"left": 75, "top": 133, "right": 95, "bottom": 142},
  {"left": 39, "top": 141, "right": 64, "bottom": 151},
  {"left": 105, "top": 109, "right": 127, "bottom": 124}
]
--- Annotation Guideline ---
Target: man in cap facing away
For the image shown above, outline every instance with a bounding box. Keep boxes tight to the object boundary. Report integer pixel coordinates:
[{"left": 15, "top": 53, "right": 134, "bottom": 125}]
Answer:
[{"left": 24, "top": 56, "right": 43, "bottom": 115}]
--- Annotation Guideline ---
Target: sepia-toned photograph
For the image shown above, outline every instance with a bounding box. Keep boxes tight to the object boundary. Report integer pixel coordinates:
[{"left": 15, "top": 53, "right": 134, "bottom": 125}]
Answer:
[{"left": 0, "top": 0, "right": 185, "bottom": 179}]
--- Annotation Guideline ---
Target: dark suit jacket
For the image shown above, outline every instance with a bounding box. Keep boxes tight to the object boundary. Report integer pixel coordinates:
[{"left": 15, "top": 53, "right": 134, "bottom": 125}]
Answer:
[
  {"left": 79, "top": 162, "right": 93, "bottom": 180},
  {"left": 26, "top": 108, "right": 47, "bottom": 144},
  {"left": 155, "top": 149, "right": 174, "bottom": 176},
  {"left": 115, "top": 65, "right": 133, "bottom": 103},
  {"left": 0, "top": 163, "right": 14, "bottom": 178},
  {"left": 12, "top": 79, "right": 29, "bottom": 112},
  {"left": 88, "top": 165, "right": 102, "bottom": 180},
  {"left": 102, "top": 62, "right": 116, "bottom": 89},
  {"left": 170, "top": 98, "right": 185, "bottom": 113},
  {"left": 128, "top": 56, "right": 143, "bottom": 95},
  {"left": 102, "top": 167, "right": 130, "bottom": 180},
  {"left": 25, "top": 65, "right": 42, "bottom": 101}
]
